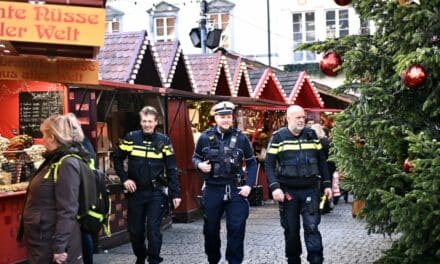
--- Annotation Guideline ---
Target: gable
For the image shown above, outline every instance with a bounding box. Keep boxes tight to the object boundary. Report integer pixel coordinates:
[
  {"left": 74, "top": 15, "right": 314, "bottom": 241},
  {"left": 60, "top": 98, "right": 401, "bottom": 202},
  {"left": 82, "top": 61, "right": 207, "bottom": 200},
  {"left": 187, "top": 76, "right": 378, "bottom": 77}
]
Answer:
[
  {"left": 288, "top": 72, "right": 324, "bottom": 108},
  {"left": 148, "top": 1, "right": 180, "bottom": 14},
  {"left": 207, "top": 0, "right": 235, "bottom": 13}
]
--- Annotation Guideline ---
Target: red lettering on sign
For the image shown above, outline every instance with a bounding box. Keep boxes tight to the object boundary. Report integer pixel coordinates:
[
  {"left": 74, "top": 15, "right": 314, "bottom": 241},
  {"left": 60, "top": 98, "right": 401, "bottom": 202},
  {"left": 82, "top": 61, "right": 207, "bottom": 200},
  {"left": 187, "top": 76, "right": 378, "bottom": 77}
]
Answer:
[
  {"left": 0, "top": 22, "right": 27, "bottom": 37},
  {"left": 35, "top": 24, "right": 80, "bottom": 41},
  {"left": 33, "top": 6, "right": 99, "bottom": 24}
]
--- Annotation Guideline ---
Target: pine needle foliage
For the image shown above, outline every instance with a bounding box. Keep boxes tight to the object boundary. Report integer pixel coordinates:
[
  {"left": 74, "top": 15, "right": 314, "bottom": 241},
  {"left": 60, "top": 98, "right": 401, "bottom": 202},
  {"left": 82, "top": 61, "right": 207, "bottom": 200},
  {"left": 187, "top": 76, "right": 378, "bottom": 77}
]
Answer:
[{"left": 298, "top": 1, "right": 440, "bottom": 262}]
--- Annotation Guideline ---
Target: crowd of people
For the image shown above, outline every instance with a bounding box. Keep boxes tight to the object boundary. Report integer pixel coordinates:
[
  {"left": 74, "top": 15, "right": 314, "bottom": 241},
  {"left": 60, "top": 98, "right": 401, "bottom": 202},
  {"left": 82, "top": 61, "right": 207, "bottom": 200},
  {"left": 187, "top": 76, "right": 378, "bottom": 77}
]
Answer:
[{"left": 17, "top": 101, "right": 343, "bottom": 264}]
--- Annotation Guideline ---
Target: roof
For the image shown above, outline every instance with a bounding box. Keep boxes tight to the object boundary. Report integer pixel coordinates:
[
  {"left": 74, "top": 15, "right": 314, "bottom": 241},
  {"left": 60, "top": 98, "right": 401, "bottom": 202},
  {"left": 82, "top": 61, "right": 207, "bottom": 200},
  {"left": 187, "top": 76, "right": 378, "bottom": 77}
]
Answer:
[
  {"left": 187, "top": 53, "right": 233, "bottom": 95},
  {"left": 97, "top": 31, "right": 163, "bottom": 86},
  {"left": 154, "top": 40, "right": 195, "bottom": 91},
  {"left": 225, "top": 56, "right": 252, "bottom": 97},
  {"left": 249, "top": 68, "right": 288, "bottom": 103},
  {"left": 276, "top": 71, "right": 324, "bottom": 108},
  {"left": 313, "top": 81, "right": 358, "bottom": 109}
]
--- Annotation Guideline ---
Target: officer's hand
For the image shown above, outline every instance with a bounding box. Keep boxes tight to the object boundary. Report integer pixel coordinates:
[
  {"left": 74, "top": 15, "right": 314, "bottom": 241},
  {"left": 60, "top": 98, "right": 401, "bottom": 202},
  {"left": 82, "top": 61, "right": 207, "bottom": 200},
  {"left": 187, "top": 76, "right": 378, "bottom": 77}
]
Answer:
[
  {"left": 173, "top": 198, "right": 182, "bottom": 209},
  {"left": 238, "top": 185, "right": 252, "bottom": 197},
  {"left": 123, "top": 179, "right": 137, "bottom": 193},
  {"left": 272, "top": 188, "right": 285, "bottom": 202},
  {"left": 198, "top": 160, "right": 211, "bottom": 173},
  {"left": 53, "top": 252, "right": 67, "bottom": 263},
  {"left": 324, "top": 187, "right": 333, "bottom": 200}
]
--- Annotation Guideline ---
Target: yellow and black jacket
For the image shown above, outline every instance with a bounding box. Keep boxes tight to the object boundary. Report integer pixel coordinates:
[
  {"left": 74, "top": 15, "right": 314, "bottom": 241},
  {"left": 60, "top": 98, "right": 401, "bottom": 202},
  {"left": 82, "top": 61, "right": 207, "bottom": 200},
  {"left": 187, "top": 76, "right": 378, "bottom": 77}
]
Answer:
[
  {"left": 113, "top": 130, "right": 180, "bottom": 198},
  {"left": 265, "top": 127, "right": 331, "bottom": 191}
]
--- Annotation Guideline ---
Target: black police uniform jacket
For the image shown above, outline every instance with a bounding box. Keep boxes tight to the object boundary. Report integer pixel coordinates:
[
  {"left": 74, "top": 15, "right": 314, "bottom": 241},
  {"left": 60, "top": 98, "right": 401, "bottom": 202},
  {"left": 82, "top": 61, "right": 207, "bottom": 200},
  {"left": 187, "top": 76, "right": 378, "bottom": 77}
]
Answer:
[
  {"left": 192, "top": 126, "right": 257, "bottom": 186},
  {"left": 113, "top": 130, "right": 180, "bottom": 198},
  {"left": 265, "top": 127, "right": 331, "bottom": 191}
]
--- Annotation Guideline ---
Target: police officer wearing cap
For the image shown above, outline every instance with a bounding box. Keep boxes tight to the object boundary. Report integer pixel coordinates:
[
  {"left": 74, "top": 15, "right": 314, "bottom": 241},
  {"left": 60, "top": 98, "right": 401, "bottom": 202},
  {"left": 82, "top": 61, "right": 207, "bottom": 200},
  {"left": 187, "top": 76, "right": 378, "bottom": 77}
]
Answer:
[
  {"left": 113, "top": 106, "right": 181, "bottom": 264},
  {"left": 192, "top": 101, "right": 257, "bottom": 264},
  {"left": 265, "top": 105, "right": 332, "bottom": 264}
]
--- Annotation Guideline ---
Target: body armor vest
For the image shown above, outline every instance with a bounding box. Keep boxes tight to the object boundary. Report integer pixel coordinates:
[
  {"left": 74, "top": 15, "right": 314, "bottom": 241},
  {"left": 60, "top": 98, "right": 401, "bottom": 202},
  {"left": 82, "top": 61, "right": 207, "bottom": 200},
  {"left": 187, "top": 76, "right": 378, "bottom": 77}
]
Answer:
[
  {"left": 204, "top": 130, "right": 244, "bottom": 179},
  {"left": 277, "top": 127, "right": 320, "bottom": 178}
]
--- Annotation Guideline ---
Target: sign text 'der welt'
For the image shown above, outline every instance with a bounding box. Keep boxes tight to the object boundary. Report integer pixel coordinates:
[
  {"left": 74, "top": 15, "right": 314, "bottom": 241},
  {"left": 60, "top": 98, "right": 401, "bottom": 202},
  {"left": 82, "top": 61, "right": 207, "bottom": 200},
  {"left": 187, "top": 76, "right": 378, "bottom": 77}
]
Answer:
[{"left": 0, "top": 2, "right": 105, "bottom": 46}]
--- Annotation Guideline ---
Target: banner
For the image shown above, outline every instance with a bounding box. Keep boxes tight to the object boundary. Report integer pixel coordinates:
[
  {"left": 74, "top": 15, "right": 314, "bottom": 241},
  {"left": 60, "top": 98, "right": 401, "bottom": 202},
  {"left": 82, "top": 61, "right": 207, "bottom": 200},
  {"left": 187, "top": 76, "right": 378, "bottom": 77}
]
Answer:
[
  {"left": 0, "top": 55, "right": 99, "bottom": 84},
  {"left": 0, "top": 1, "right": 105, "bottom": 46}
]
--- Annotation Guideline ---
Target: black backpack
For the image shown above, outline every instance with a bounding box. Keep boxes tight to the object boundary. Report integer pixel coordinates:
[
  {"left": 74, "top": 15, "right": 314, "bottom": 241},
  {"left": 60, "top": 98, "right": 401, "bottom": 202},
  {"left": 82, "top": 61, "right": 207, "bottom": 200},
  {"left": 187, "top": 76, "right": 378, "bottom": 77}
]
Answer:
[{"left": 53, "top": 154, "right": 111, "bottom": 236}]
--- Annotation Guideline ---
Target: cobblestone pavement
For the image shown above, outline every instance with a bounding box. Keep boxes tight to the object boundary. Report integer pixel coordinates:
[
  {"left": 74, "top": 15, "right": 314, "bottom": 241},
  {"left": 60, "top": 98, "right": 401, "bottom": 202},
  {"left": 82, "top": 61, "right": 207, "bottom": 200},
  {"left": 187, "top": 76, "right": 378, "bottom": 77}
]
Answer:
[{"left": 94, "top": 196, "right": 395, "bottom": 264}]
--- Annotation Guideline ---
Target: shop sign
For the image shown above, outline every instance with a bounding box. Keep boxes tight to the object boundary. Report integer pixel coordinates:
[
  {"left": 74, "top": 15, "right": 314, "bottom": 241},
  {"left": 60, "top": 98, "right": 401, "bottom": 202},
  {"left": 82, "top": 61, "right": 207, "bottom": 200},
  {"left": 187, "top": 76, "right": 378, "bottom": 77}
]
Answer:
[
  {"left": 0, "top": 55, "right": 99, "bottom": 84},
  {"left": 0, "top": 1, "right": 105, "bottom": 46}
]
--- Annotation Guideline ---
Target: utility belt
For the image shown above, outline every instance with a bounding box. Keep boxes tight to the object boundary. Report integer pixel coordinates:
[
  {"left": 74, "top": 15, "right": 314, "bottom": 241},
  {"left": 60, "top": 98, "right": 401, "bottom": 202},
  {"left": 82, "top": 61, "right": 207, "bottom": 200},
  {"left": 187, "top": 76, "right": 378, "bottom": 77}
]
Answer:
[
  {"left": 208, "top": 173, "right": 245, "bottom": 186},
  {"left": 278, "top": 174, "right": 320, "bottom": 189},
  {"left": 134, "top": 177, "right": 166, "bottom": 191}
]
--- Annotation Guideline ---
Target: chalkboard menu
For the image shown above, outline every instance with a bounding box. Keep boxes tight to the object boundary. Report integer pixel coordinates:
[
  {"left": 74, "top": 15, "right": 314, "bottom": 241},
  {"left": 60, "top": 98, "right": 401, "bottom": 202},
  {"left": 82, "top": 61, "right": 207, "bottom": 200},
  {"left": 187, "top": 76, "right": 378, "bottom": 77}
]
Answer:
[{"left": 19, "top": 92, "right": 63, "bottom": 138}]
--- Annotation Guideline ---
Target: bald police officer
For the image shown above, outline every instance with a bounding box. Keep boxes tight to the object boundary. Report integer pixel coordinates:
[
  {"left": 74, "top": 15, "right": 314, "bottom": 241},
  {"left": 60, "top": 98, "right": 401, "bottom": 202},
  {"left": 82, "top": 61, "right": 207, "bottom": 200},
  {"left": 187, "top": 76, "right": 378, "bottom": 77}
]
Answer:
[
  {"left": 265, "top": 105, "right": 332, "bottom": 264},
  {"left": 192, "top": 101, "right": 257, "bottom": 264}
]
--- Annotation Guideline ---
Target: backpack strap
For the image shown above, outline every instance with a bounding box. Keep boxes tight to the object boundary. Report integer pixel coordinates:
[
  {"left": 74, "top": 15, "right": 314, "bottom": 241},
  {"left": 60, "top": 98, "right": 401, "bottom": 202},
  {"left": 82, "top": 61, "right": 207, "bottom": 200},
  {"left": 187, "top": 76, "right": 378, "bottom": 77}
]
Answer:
[{"left": 43, "top": 154, "right": 94, "bottom": 182}]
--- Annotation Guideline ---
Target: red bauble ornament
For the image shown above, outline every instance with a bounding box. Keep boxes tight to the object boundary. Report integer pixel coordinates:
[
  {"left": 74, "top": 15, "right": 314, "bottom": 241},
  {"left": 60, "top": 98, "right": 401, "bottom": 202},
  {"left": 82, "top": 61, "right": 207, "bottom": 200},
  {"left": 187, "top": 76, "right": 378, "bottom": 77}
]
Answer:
[
  {"left": 401, "top": 64, "right": 426, "bottom": 89},
  {"left": 334, "top": 0, "right": 351, "bottom": 6},
  {"left": 403, "top": 158, "right": 415, "bottom": 173},
  {"left": 320, "top": 52, "right": 342, "bottom": 77}
]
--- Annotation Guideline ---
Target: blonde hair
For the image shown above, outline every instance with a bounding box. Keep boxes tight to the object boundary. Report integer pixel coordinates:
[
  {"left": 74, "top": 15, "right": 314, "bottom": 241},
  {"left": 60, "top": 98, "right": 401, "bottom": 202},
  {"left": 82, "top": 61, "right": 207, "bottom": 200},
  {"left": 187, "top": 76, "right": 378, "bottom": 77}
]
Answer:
[
  {"left": 40, "top": 113, "right": 84, "bottom": 145},
  {"left": 311, "top": 123, "right": 326, "bottom": 139}
]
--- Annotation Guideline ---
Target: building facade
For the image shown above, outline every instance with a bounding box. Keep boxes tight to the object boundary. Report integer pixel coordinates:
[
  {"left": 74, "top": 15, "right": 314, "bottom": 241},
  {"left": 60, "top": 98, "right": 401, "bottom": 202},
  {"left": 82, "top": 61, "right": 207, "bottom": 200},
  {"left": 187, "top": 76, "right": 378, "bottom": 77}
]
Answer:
[{"left": 105, "top": 0, "right": 374, "bottom": 87}]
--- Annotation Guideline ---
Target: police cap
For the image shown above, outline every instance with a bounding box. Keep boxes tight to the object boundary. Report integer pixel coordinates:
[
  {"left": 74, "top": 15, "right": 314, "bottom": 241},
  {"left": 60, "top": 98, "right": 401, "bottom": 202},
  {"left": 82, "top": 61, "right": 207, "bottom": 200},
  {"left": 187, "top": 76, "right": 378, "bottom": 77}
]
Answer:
[{"left": 211, "top": 101, "right": 235, "bottom": 115}]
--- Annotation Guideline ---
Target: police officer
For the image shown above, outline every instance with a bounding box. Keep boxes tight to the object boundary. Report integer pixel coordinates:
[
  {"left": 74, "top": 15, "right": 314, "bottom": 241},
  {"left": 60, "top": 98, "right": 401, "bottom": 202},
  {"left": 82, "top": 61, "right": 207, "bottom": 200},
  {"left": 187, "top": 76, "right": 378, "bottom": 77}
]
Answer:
[
  {"left": 193, "top": 101, "right": 257, "bottom": 264},
  {"left": 113, "top": 106, "right": 181, "bottom": 264},
  {"left": 265, "top": 105, "right": 332, "bottom": 264}
]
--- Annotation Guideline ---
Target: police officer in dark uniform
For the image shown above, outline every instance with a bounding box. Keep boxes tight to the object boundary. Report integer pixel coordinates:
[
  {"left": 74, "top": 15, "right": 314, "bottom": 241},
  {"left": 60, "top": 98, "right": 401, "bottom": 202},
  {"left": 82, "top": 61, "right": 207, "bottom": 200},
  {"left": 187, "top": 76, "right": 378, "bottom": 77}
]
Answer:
[
  {"left": 113, "top": 106, "right": 181, "bottom": 264},
  {"left": 265, "top": 105, "right": 332, "bottom": 264},
  {"left": 193, "top": 101, "right": 257, "bottom": 264}
]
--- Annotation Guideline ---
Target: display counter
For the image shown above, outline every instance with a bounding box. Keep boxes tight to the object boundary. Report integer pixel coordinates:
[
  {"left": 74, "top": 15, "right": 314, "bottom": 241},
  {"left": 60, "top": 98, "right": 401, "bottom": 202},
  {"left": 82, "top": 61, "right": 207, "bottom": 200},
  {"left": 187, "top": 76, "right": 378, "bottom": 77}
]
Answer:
[{"left": 0, "top": 191, "right": 27, "bottom": 264}]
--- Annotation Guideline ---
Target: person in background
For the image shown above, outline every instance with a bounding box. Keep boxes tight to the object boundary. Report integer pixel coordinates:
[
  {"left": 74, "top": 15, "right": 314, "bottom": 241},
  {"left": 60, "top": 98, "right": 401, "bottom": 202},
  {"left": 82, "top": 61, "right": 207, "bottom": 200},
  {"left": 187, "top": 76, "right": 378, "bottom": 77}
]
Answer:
[
  {"left": 311, "top": 124, "right": 334, "bottom": 213},
  {"left": 81, "top": 136, "right": 100, "bottom": 263},
  {"left": 19, "top": 113, "right": 89, "bottom": 263},
  {"left": 192, "top": 101, "right": 257, "bottom": 264},
  {"left": 265, "top": 105, "right": 332, "bottom": 264},
  {"left": 113, "top": 106, "right": 181, "bottom": 264},
  {"left": 192, "top": 124, "right": 201, "bottom": 145},
  {"left": 305, "top": 117, "right": 315, "bottom": 128}
]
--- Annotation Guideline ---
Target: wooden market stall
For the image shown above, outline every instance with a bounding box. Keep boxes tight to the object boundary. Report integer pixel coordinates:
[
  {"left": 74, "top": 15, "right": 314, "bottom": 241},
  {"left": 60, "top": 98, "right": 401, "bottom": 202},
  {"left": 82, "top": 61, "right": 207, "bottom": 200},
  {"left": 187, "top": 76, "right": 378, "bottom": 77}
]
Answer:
[
  {"left": 0, "top": 1, "right": 106, "bottom": 262},
  {"left": 245, "top": 67, "right": 289, "bottom": 200},
  {"left": 0, "top": 80, "right": 65, "bottom": 263}
]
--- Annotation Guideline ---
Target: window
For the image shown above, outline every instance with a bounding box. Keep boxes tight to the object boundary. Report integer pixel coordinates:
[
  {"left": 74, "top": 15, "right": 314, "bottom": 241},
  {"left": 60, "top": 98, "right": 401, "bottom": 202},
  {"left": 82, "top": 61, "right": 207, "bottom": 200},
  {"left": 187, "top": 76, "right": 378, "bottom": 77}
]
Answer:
[
  {"left": 105, "top": 18, "right": 120, "bottom": 33},
  {"left": 292, "top": 12, "right": 316, "bottom": 63},
  {"left": 208, "top": 13, "right": 230, "bottom": 48},
  {"left": 326, "top": 9, "right": 349, "bottom": 38},
  {"left": 360, "top": 18, "right": 370, "bottom": 35},
  {"left": 154, "top": 17, "right": 176, "bottom": 42}
]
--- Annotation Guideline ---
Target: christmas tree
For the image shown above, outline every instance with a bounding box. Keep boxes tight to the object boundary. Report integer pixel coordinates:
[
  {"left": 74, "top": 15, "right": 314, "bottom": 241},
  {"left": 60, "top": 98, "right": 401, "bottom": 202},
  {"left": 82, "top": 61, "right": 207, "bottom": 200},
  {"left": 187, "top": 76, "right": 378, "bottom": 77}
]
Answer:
[{"left": 301, "top": 0, "right": 440, "bottom": 263}]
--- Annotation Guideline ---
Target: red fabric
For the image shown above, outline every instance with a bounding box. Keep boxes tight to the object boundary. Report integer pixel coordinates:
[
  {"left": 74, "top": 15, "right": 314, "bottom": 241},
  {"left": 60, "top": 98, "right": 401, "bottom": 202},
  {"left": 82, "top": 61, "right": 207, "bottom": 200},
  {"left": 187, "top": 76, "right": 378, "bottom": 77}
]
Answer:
[{"left": 167, "top": 99, "right": 202, "bottom": 214}]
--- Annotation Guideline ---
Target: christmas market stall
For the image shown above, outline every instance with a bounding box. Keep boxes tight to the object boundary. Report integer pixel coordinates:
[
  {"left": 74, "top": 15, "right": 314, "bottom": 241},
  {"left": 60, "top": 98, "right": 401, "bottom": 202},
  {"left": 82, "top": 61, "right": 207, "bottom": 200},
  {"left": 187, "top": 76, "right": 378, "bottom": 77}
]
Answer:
[
  {"left": 0, "top": 81, "right": 68, "bottom": 264},
  {"left": 245, "top": 67, "right": 289, "bottom": 201},
  {"left": 0, "top": 1, "right": 105, "bottom": 260},
  {"left": 153, "top": 40, "right": 201, "bottom": 222}
]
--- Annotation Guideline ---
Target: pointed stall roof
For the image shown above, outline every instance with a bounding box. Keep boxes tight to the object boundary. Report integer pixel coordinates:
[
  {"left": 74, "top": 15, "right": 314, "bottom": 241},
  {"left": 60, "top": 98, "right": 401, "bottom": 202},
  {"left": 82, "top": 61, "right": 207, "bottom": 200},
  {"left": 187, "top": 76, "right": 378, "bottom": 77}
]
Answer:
[
  {"left": 277, "top": 71, "right": 324, "bottom": 108},
  {"left": 97, "top": 30, "right": 163, "bottom": 87},
  {"left": 187, "top": 53, "right": 233, "bottom": 96},
  {"left": 154, "top": 40, "right": 195, "bottom": 92},
  {"left": 249, "top": 68, "right": 288, "bottom": 103},
  {"left": 225, "top": 56, "right": 252, "bottom": 97},
  {"left": 313, "top": 81, "right": 357, "bottom": 110}
]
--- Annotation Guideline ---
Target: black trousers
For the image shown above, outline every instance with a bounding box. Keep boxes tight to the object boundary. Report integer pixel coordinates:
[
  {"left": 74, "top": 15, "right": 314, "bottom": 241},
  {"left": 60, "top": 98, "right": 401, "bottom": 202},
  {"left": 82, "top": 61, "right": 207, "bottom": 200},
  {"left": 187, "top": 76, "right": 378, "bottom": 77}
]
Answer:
[
  {"left": 127, "top": 190, "right": 166, "bottom": 264},
  {"left": 280, "top": 187, "right": 324, "bottom": 264}
]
